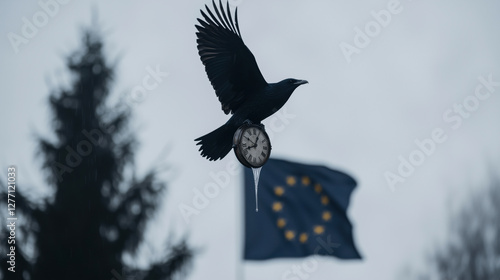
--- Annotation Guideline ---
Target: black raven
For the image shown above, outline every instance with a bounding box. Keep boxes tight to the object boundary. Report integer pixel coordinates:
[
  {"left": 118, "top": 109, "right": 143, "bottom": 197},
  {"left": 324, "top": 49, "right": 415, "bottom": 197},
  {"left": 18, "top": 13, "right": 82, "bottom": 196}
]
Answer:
[{"left": 194, "top": 0, "right": 308, "bottom": 161}]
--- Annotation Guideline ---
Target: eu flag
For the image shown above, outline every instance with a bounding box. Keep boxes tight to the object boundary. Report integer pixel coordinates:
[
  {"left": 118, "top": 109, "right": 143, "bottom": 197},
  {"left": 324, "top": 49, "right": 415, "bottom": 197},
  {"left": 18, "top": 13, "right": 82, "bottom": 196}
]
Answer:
[{"left": 244, "top": 158, "right": 362, "bottom": 260}]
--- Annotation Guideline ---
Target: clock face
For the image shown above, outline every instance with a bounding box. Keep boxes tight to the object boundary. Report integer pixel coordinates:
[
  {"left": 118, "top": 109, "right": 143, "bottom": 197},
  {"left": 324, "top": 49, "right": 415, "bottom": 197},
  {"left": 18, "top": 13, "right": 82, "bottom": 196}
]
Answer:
[{"left": 236, "top": 125, "right": 271, "bottom": 168}]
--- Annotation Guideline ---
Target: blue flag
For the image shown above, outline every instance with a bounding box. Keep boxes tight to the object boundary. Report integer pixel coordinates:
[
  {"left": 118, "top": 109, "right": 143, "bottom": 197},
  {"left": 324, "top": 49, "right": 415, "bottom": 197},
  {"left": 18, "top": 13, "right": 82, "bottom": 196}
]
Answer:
[{"left": 244, "top": 158, "right": 362, "bottom": 260}]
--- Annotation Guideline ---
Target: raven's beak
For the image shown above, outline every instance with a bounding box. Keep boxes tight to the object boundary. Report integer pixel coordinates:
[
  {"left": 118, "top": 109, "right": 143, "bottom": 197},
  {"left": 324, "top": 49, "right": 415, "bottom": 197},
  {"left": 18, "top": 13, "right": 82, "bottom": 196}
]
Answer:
[{"left": 294, "top": 80, "right": 308, "bottom": 86}]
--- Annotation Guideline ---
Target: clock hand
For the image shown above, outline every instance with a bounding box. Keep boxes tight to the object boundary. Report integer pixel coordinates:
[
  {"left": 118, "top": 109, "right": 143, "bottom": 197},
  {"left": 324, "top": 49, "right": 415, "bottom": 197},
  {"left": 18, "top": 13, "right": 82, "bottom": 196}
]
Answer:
[
  {"left": 243, "top": 136, "right": 256, "bottom": 146},
  {"left": 252, "top": 133, "right": 261, "bottom": 148},
  {"left": 246, "top": 133, "right": 261, "bottom": 150},
  {"left": 255, "top": 132, "right": 261, "bottom": 143},
  {"left": 246, "top": 142, "right": 258, "bottom": 150}
]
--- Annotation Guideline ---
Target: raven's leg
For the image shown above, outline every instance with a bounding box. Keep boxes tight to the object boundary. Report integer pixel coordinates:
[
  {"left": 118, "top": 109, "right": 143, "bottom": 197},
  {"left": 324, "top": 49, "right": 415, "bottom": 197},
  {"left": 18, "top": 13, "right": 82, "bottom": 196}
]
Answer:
[{"left": 243, "top": 119, "right": 265, "bottom": 130}]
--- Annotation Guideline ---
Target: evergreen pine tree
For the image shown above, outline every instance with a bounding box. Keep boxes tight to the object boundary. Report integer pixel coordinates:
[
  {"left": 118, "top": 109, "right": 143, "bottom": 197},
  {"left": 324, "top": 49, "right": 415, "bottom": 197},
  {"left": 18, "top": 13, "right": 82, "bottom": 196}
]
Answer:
[{"left": 1, "top": 28, "right": 192, "bottom": 280}]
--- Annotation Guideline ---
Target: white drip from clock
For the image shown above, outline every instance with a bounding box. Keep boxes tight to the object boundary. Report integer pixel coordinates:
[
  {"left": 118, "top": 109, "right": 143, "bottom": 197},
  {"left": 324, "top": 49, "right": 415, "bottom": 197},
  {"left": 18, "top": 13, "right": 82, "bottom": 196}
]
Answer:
[{"left": 251, "top": 167, "right": 262, "bottom": 212}]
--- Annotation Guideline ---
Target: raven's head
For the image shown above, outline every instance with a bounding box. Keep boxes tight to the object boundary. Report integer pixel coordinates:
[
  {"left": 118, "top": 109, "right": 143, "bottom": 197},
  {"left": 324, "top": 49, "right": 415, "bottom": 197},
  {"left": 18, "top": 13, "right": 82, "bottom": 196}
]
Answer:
[
  {"left": 279, "top": 78, "right": 308, "bottom": 93},
  {"left": 270, "top": 78, "right": 308, "bottom": 109}
]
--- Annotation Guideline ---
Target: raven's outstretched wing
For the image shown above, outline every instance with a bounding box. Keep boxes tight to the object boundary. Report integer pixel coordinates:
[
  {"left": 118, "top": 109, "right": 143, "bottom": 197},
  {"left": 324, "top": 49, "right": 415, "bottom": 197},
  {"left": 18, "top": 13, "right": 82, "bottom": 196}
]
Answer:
[{"left": 196, "top": 0, "right": 267, "bottom": 115}]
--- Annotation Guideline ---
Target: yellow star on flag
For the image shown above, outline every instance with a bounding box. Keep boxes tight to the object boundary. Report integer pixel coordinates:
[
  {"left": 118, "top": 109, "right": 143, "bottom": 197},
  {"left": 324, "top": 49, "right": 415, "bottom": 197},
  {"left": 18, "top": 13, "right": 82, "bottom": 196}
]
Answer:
[
  {"left": 286, "top": 176, "right": 296, "bottom": 186},
  {"left": 322, "top": 211, "right": 332, "bottom": 221},
  {"left": 314, "top": 184, "right": 322, "bottom": 193},
  {"left": 321, "top": 195, "right": 329, "bottom": 205},
  {"left": 274, "top": 186, "right": 285, "bottom": 196},
  {"left": 313, "top": 225, "right": 325, "bottom": 235},
  {"left": 299, "top": 233, "right": 308, "bottom": 243},
  {"left": 277, "top": 218, "right": 286, "bottom": 228},
  {"left": 301, "top": 176, "right": 311, "bottom": 186},
  {"left": 272, "top": 202, "right": 283, "bottom": 212},
  {"left": 285, "top": 230, "right": 295, "bottom": 240}
]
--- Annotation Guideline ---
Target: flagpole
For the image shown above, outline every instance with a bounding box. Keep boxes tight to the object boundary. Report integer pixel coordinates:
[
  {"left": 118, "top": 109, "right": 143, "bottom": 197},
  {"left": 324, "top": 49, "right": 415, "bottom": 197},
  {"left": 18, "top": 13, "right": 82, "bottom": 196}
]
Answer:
[
  {"left": 237, "top": 165, "right": 246, "bottom": 280},
  {"left": 236, "top": 258, "right": 245, "bottom": 280}
]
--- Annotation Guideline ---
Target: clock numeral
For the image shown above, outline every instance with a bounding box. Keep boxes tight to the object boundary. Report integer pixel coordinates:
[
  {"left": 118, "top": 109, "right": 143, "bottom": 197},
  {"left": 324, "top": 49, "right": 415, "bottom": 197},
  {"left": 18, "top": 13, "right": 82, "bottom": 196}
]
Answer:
[
  {"left": 242, "top": 143, "right": 247, "bottom": 148},
  {"left": 252, "top": 128, "right": 256, "bottom": 135},
  {"left": 263, "top": 146, "right": 268, "bottom": 151},
  {"left": 249, "top": 155, "right": 253, "bottom": 161},
  {"left": 252, "top": 157, "right": 257, "bottom": 163},
  {"left": 261, "top": 139, "right": 266, "bottom": 143},
  {"left": 243, "top": 149, "right": 248, "bottom": 156},
  {"left": 261, "top": 152, "right": 266, "bottom": 158}
]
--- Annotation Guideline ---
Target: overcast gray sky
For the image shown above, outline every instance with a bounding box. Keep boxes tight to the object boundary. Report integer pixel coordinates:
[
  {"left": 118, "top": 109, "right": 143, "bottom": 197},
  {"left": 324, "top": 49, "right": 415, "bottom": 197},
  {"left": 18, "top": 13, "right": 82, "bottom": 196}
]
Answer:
[{"left": 1, "top": 0, "right": 500, "bottom": 279}]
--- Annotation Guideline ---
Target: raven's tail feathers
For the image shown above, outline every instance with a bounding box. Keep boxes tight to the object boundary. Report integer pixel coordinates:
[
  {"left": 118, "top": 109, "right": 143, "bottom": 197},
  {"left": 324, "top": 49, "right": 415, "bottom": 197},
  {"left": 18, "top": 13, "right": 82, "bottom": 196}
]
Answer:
[{"left": 195, "top": 123, "right": 237, "bottom": 161}]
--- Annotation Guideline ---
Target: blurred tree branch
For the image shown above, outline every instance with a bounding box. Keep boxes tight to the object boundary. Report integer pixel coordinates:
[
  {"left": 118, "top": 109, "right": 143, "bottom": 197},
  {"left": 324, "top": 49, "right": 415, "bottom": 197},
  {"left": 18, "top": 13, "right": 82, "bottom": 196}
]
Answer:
[{"left": 416, "top": 177, "right": 500, "bottom": 280}]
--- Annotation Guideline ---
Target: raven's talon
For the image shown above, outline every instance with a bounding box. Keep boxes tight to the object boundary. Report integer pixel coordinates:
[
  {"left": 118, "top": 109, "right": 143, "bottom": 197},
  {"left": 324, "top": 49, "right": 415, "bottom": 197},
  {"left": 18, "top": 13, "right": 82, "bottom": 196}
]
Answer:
[
  {"left": 243, "top": 119, "right": 253, "bottom": 125},
  {"left": 257, "top": 123, "right": 265, "bottom": 130}
]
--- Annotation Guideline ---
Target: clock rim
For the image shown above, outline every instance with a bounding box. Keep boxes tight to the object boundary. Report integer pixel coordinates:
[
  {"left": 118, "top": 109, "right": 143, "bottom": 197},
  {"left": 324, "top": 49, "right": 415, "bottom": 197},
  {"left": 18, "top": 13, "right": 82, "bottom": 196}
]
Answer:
[{"left": 233, "top": 124, "right": 271, "bottom": 168}]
